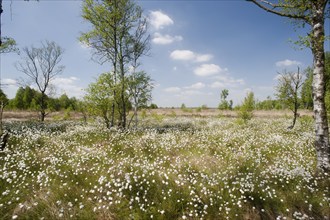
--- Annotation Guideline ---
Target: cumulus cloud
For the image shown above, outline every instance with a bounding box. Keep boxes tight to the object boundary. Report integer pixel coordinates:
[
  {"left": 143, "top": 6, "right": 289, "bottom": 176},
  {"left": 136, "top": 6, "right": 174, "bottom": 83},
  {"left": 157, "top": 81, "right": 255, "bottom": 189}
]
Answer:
[
  {"left": 170, "top": 50, "right": 213, "bottom": 62},
  {"left": 52, "top": 76, "right": 84, "bottom": 98},
  {"left": 149, "top": 10, "right": 173, "bottom": 30},
  {"left": 170, "top": 50, "right": 195, "bottom": 61},
  {"left": 276, "top": 59, "right": 302, "bottom": 67},
  {"left": 164, "top": 87, "right": 181, "bottom": 93},
  {"left": 152, "top": 33, "right": 183, "bottom": 45},
  {"left": 194, "top": 64, "right": 225, "bottom": 76}
]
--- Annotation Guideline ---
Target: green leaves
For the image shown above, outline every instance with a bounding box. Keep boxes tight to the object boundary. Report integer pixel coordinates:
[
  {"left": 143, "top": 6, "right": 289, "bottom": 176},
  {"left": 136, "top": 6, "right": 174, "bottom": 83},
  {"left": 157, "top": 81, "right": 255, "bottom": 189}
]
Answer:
[{"left": 0, "top": 37, "right": 19, "bottom": 54}]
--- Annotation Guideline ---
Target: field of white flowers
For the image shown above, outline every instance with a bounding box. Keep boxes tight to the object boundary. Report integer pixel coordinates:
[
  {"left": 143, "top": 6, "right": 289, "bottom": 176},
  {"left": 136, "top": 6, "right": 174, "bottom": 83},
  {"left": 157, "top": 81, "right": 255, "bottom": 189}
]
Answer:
[{"left": 0, "top": 116, "right": 329, "bottom": 219}]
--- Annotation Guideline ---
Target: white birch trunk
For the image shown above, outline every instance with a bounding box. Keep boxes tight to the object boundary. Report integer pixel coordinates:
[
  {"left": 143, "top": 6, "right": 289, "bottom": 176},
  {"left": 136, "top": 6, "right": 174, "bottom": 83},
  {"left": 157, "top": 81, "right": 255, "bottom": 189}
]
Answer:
[{"left": 311, "top": 13, "right": 330, "bottom": 172}]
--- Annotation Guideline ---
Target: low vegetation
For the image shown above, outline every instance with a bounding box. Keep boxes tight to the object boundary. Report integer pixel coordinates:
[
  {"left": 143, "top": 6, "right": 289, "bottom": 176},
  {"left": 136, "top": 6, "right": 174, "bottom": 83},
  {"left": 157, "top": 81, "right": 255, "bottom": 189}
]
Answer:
[{"left": 0, "top": 115, "right": 329, "bottom": 219}]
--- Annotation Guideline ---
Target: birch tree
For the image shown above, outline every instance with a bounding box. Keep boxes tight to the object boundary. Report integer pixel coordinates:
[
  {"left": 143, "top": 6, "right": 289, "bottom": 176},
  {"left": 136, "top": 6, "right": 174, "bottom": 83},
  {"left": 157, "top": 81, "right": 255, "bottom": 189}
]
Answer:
[
  {"left": 16, "top": 41, "right": 64, "bottom": 121},
  {"left": 276, "top": 68, "right": 303, "bottom": 129},
  {"left": 248, "top": 0, "right": 330, "bottom": 172},
  {"left": 80, "top": 0, "right": 149, "bottom": 129},
  {"left": 85, "top": 72, "right": 116, "bottom": 129},
  {"left": 127, "top": 71, "right": 153, "bottom": 128}
]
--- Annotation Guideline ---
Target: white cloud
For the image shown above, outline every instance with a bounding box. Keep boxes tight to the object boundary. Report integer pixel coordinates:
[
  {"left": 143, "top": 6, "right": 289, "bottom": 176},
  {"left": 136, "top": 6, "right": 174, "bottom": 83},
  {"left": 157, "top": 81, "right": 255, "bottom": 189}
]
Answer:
[
  {"left": 2, "top": 78, "right": 17, "bottom": 86},
  {"left": 194, "top": 64, "right": 224, "bottom": 76},
  {"left": 195, "top": 54, "right": 213, "bottom": 62},
  {"left": 164, "top": 87, "right": 181, "bottom": 93},
  {"left": 170, "top": 50, "right": 213, "bottom": 62},
  {"left": 276, "top": 59, "right": 302, "bottom": 67},
  {"left": 149, "top": 10, "right": 173, "bottom": 30},
  {"left": 209, "top": 75, "right": 245, "bottom": 88},
  {"left": 52, "top": 76, "right": 84, "bottom": 98},
  {"left": 184, "top": 82, "right": 205, "bottom": 89},
  {"left": 152, "top": 33, "right": 183, "bottom": 45},
  {"left": 170, "top": 50, "right": 195, "bottom": 61}
]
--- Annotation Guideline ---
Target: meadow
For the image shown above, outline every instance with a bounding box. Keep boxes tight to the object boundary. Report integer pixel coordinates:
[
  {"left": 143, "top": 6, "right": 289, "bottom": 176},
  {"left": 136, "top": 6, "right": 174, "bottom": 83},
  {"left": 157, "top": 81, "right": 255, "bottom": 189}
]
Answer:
[{"left": 0, "top": 113, "right": 329, "bottom": 219}]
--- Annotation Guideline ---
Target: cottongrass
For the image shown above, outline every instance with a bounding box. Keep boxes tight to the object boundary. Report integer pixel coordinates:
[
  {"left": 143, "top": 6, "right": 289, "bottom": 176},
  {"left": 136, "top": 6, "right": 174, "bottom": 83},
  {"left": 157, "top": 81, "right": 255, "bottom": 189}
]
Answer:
[{"left": 0, "top": 116, "right": 329, "bottom": 219}]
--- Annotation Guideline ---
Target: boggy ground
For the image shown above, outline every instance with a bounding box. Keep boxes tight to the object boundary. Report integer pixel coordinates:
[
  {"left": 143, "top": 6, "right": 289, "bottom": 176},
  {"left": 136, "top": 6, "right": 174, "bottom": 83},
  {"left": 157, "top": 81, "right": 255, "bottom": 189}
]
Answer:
[{"left": 0, "top": 115, "right": 329, "bottom": 219}]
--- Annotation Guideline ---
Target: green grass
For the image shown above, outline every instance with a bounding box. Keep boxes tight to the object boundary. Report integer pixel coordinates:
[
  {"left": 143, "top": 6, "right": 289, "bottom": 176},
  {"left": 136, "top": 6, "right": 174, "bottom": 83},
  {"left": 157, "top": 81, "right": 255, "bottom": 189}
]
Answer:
[{"left": 0, "top": 116, "right": 329, "bottom": 219}]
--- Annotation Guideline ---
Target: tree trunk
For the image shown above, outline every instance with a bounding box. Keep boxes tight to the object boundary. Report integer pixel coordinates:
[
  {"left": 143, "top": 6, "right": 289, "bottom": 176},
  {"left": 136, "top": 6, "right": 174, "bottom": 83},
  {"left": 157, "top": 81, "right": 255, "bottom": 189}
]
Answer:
[
  {"left": 311, "top": 14, "right": 330, "bottom": 172},
  {"left": 40, "top": 92, "right": 47, "bottom": 122},
  {"left": 120, "top": 59, "right": 126, "bottom": 129},
  {"left": 134, "top": 105, "right": 138, "bottom": 128}
]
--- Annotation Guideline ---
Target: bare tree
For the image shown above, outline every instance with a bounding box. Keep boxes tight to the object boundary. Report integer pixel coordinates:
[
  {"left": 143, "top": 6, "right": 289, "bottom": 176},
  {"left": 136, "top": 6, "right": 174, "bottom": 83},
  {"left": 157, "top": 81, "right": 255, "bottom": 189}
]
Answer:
[
  {"left": 248, "top": 0, "right": 330, "bottom": 172},
  {"left": 16, "top": 41, "right": 64, "bottom": 121},
  {"left": 276, "top": 67, "right": 303, "bottom": 129}
]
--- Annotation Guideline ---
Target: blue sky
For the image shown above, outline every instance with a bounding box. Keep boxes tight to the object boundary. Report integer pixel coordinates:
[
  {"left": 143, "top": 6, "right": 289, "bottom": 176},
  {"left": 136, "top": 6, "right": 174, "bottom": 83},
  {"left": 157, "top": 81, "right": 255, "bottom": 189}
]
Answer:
[{"left": 0, "top": 0, "right": 329, "bottom": 107}]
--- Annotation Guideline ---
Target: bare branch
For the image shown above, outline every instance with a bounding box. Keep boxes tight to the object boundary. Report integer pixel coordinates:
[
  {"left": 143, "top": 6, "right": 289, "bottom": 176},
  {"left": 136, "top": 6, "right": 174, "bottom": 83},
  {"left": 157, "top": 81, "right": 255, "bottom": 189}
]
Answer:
[
  {"left": 247, "top": 0, "right": 308, "bottom": 21},
  {"left": 15, "top": 41, "right": 64, "bottom": 121}
]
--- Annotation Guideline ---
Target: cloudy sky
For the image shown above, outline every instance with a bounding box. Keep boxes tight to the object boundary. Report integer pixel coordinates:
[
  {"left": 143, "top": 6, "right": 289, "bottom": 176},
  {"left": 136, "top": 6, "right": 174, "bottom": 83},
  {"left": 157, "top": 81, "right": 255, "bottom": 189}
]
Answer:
[{"left": 1, "top": 0, "right": 329, "bottom": 107}]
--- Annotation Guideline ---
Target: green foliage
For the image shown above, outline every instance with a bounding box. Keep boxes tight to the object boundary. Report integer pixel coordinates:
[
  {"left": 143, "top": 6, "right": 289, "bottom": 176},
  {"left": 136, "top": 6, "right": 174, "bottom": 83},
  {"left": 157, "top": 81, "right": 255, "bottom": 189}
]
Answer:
[
  {"left": 0, "top": 37, "right": 19, "bottom": 54},
  {"left": 84, "top": 72, "right": 116, "bottom": 128},
  {"left": 238, "top": 91, "right": 255, "bottom": 121},
  {"left": 201, "top": 104, "right": 208, "bottom": 110},
  {"left": 128, "top": 71, "right": 153, "bottom": 109},
  {"left": 0, "top": 89, "right": 8, "bottom": 105},
  {"left": 180, "top": 103, "right": 186, "bottom": 110},
  {"left": 80, "top": 0, "right": 150, "bottom": 129},
  {"left": 218, "top": 89, "right": 233, "bottom": 110},
  {"left": 256, "top": 96, "right": 282, "bottom": 110},
  {"left": 275, "top": 69, "right": 303, "bottom": 110},
  {"left": 6, "top": 86, "right": 78, "bottom": 112},
  {"left": 149, "top": 103, "right": 158, "bottom": 109}
]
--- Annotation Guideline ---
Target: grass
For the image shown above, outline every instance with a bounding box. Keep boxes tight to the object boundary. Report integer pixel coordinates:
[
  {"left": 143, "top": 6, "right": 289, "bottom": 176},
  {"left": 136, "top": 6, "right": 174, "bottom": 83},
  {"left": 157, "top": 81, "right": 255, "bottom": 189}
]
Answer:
[{"left": 0, "top": 116, "right": 329, "bottom": 219}]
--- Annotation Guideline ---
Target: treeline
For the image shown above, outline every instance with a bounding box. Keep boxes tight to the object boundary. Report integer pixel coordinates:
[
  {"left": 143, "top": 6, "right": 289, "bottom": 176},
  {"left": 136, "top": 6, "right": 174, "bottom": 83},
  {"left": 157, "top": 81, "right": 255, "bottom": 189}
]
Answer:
[
  {"left": 218, "top": 52, "right": 330, "bottom": 112},
  {"left": 5, "top": 86, "right": 78, "bottom": 111},
  {"left": 2, "top": 85, "right": 158, "bottom": 112},
  {"left": 258, "top": 52, "right": 330, "bottom": 111}
]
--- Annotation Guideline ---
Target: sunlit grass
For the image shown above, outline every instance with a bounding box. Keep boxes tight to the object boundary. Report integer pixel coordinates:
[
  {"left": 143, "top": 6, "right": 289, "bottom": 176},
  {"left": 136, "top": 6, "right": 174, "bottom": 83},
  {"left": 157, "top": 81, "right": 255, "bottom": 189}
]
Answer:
[{"left": 0, "top": 116, "right": 329, "bottom": 219}]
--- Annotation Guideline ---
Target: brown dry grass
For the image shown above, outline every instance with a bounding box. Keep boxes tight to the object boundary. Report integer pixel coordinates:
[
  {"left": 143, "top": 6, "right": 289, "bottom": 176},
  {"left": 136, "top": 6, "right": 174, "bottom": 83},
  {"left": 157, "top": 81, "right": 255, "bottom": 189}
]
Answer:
[
  {"left": 2, "top": 109, "right": 313, "bottom": 122},
  {"left": 2, "top": 111, "right": 84, "bottom": 122},
  {"left": 146, "top": 108, "right": 313, "bottom": 118}
]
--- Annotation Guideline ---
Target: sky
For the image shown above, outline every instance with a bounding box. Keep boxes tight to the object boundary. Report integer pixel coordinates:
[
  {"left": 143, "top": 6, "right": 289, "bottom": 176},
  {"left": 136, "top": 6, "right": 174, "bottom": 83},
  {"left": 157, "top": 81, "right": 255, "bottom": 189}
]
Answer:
[{"left": 0, "top": 0, "right": 329, "bottom": 108}]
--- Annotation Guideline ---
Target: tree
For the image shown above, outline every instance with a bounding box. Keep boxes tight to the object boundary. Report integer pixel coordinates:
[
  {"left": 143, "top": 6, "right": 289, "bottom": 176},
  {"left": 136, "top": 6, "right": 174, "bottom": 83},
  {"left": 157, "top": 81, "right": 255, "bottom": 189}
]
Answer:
[
  {"left": 80, "top": 0, "right": 149, "bottom": 129},
  {"left": 249, "top": 0, "right": 330, "bottom": 172},
  {"left": 239, "top": 91, "right": 255, "bottom": 122},
  {"left": 59, "top": 93, "right": 71, "bottom": 110},
  {"left": 0, "top": 37, "right": 18, "bottom": 54},
  {"left": 84, "top": 72, "right": 116, "bottom": 129},
  {"left": 218, "top": 89, "right": 233, "bottom": 110},
  {"left": 0, "top": 88, "right": 8, "bottom": 133},
  {"left": 16, "top": 41, "right": 64, "bottom": 121},
  {"left": 13, "top": 87, "right": 25, "bottom": 109},
  {"left": 127, "top": 71, "right": 153, "bottom": 128},
  {"left": 301, "top": 52, "right": 330, "bottom": 111},
  {"left": 276, "top": 68, "right": 304, "bottom": 129}
]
